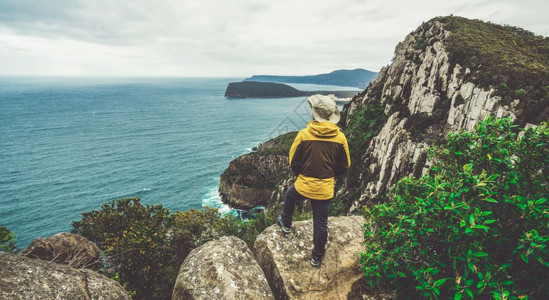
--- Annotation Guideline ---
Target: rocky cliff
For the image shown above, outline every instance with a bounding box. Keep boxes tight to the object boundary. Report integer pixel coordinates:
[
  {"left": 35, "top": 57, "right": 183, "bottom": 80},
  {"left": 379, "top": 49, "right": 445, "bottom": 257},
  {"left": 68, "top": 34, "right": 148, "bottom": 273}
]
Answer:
[
  {"left": 219, "top": 132, "right": 297, "bottom": 209},
  {"left": 220, "top": 16, "right": 548, "bottom": 213},
  {"left": 337, "top": 16, "right": 548, "bottom": 211}
]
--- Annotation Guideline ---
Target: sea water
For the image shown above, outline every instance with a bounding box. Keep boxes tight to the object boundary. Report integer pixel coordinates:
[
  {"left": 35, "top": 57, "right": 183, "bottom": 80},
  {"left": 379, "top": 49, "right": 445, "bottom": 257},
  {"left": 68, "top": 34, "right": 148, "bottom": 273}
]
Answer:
[{"left": 0, "top": 76, "right": 358, "bottom": 248}]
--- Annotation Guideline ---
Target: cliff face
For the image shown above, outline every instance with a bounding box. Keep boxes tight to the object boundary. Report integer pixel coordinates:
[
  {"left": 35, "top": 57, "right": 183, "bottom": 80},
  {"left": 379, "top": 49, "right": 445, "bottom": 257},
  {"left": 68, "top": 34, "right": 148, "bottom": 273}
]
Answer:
[
  {"left": 219, "top": 132, "right": 297, "bottom": 209},
  {"left": 338, "top": 16, "right": 548, "bottom": 211}
]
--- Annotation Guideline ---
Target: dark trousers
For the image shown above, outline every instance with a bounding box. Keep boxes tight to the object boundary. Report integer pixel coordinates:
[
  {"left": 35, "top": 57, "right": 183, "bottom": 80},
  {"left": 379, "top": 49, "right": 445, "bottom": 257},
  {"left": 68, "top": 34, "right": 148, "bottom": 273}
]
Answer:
[{"left": 280, "top": 184, "right": 331, "bottom": 258}]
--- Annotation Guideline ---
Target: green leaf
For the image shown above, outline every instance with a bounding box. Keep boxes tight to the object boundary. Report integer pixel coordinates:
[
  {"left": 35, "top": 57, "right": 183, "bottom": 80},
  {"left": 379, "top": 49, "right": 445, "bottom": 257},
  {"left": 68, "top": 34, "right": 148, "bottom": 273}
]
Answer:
[
  {"left": 465, "top": 288, "right": 474, "bottom": 298},
  {"left": 454, "top": 292, "right": 463, "bottom": 300},
  {"left": 485, "top": 219, "right": 496, "bottom": 224},
  {"left": 485, "top": 198, "right": 499, "bottom": 203},
  {"left": 521, "top": 253, "right": 529, "bottom": 263},
  {"left": 535, "top": 198, "right": 547, "bottom": 205},
  {"left": 468, "top": 262, "right": 476, "bottom": 273},
  {"left": 473, "top": 225, "right": 490, "bottom": 232},
  {"left": 433, "top": 278, "right": 449, "bottom": 287},
  {"left": 473, "top": 252, "right": 488, "bottom": 257}
]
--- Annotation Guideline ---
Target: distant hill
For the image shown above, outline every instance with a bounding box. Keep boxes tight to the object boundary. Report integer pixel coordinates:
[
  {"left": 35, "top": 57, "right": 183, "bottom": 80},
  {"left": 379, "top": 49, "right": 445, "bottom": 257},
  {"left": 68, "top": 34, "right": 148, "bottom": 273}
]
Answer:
[
  {"left": 244, "top": 69, "right": 378, "bottom": 89},
  {"left": 224, "top": 82, "right": 359, "bottom": 99}
]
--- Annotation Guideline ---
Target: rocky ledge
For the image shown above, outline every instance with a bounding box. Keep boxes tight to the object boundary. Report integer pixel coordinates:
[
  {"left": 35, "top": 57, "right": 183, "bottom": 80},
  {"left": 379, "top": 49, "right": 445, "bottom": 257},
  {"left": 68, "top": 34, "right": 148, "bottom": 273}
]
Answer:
[
  {"left": 21, "top": 232, "right": 101, "bottom": 270},
  {"left": 174, "top": 216, "right": 369, "bottom": 300},
  {"left": 254, "top": 216, "right": 366, "bottom": 300},
  {"left": 0, "top": 251, "right": 129, "bottom": 299}
]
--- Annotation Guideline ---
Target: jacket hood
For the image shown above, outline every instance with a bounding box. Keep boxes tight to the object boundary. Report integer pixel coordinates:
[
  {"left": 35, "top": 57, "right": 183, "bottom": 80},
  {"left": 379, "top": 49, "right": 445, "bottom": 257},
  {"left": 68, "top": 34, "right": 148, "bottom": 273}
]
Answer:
[{"left": 306, "top": 121, "right": 340, "bottom": 138}]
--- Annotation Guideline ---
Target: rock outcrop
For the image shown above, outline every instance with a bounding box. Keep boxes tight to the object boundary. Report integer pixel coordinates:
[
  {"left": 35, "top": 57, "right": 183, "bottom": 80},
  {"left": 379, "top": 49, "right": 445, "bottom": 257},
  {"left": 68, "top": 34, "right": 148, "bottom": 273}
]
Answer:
[
  {"left": 0, "top": 251, "right": 129, "bottom": 299},
  {"left": 254, "top": 216, "right": 366, "bottom": 300},
  {"left": 21, "top": 232, "right": 101, "bottom": 269},
  {"left": 337, "top": 16, "right": 548, "bottom": 211},
  {"left": 172, "top": 236, "right": 274, "bottom": 300},
  {"left": 219, "top": 132, "right": 296, "bottom": 209}
]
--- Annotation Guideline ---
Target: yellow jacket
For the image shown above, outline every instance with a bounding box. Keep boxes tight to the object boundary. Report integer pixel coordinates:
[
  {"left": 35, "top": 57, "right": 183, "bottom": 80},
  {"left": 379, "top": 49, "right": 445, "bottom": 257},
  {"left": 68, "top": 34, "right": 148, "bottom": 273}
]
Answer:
[{"left": 289, "top": 121, "right": 350, "bottom": 200}]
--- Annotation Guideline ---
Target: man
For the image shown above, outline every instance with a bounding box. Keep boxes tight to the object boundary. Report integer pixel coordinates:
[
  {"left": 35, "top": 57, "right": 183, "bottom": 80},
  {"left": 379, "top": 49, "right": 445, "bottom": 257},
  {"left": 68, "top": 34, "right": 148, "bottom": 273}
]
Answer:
[{"left": 277, "top": 94, "right": 351, "bottom": 267}]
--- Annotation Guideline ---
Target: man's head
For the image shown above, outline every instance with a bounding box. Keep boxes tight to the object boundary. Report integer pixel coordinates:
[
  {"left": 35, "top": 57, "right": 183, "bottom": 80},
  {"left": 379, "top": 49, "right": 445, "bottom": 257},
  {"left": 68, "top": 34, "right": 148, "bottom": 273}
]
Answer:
[{"left": 307, "top": 94, "right": 340, "bottom": 124}]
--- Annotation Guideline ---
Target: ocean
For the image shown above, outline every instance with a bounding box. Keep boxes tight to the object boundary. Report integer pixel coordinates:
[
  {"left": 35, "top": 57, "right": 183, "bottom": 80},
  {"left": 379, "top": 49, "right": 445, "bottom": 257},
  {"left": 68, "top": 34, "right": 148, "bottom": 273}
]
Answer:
[{"left": 0, "top": 77, "right": 358, "bottom": 248}]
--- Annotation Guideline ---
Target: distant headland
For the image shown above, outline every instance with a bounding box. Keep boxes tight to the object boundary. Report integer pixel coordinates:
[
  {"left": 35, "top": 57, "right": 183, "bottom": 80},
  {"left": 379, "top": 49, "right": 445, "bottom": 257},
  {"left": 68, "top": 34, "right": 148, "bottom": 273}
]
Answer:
[
  {"left": 244, "top": 68, "right": 377, "bottom": 89},
  {"left": 224, "top": 81, "right": 359, "bottom": 99}
]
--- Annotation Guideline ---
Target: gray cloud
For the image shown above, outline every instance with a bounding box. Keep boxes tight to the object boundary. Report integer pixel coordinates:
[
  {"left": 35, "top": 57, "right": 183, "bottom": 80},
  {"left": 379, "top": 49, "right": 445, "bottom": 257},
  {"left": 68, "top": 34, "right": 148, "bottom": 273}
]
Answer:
[{"left": 0, "top": 0, "right": 547, "bottom": 76}]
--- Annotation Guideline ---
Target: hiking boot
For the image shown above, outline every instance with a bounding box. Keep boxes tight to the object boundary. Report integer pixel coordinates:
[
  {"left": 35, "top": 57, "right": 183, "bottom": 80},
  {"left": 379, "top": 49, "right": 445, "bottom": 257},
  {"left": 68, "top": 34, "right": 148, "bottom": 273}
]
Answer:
[
  {"left": 311, "top": 255, "right": 322, "bottom": 267},
  {"left": 276, "top": 215, "right": 291, "bottom": 234}
]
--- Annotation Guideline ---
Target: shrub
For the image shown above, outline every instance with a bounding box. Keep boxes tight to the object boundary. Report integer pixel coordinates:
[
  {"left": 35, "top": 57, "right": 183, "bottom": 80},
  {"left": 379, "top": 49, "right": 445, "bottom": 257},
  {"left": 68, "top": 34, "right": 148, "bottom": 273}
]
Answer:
[
  {"left": 361, "top": 117, "right": 548, "bottom": 299},
  {"left": 73, "top": 198, "right": 173, "bottom": 299},
  {"left": 0, "top": 226, "right": 17, "bottom": 253}
]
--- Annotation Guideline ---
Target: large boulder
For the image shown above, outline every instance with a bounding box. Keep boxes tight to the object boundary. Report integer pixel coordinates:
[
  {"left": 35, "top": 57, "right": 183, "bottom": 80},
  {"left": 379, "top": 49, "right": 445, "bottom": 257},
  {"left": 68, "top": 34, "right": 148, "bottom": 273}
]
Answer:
[
  {"left": 172, "top": 236, "right": 274, "bottom": 300},
  {"left": 254, "top": 215, "right": 366, "bottom": 300},
  {"left": 0, "top": 251, "right": 129, "bottom": 299},
  {"left": 21, "top": 232, "right": 101, "bottom": 269}
]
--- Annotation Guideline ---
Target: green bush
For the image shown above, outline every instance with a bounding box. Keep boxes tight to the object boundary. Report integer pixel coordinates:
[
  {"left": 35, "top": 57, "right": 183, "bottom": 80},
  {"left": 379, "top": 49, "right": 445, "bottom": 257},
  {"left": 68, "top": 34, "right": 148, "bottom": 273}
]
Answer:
[
  {"left": 0, "top": 226, "right": 17, "bottom": 253},
  {"left": 361, "top": 117, "right": 548, "bottom": 299},
  {"left": 72, "top": 198, "right": 173, "bottom": 299}
]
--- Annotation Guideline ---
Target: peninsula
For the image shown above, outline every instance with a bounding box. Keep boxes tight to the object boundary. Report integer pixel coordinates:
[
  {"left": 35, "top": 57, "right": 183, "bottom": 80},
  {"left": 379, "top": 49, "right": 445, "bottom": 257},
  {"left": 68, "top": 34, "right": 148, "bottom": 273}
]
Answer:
[
  {"left": 224, "top": 81, "right": 359, "bottom": 99},
  {"left": 245, "top": 68, "right": 377, "bottom": 89}
]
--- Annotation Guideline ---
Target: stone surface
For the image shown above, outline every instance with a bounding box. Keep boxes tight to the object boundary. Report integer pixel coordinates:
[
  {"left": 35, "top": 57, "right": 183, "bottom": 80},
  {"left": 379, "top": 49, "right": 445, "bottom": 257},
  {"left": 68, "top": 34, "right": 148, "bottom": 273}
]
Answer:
[
  {"left": 21, "top": 232, "right": 101, "bottom": 269},
  {"left": 172, "top": 236, "right": 274, "bottom": 300},
  {"left": 0, "top": 251, "right": 129, "bottom": 300},
  {"left": 254, "top": 216, "right": 366, "bottom": 300}
]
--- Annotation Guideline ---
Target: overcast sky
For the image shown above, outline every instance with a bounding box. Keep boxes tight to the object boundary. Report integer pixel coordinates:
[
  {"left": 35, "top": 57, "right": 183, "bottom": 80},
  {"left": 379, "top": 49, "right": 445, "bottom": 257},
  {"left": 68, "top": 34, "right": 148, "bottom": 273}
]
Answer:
[{"left": 0, "top": 0, "right": 547, "bottom": 77}]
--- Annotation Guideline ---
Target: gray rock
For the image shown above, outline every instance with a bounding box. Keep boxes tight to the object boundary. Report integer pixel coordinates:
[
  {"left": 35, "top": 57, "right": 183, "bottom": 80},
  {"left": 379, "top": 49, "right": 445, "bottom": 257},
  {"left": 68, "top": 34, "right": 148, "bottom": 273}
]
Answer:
[
  {"left": 172, "top": 236, "right": 274, "bottom": 300},
  {"left": 21, "top": 232, "right": 101, "bottom": 269},
  {"left": 0, "top": 251, "right": 129, "bottom": 300},
  {"left": 254, "top": 216, "right": 366, "bottom": 300}
]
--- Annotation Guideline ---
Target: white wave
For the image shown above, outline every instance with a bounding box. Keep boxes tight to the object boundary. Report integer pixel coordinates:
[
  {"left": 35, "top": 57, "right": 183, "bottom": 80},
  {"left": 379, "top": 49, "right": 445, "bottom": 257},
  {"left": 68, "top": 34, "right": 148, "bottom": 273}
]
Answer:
[{"left": 201, "top": 185, "right": 232, "bottom": 215}]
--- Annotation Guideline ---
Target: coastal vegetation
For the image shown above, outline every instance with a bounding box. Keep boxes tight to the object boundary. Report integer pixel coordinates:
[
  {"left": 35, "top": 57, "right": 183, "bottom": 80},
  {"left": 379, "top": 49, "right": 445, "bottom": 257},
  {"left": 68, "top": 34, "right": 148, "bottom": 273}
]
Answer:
[
  {"left": 361, "top": 118, "right": 548, "bottom": 299},
  {"left": 0, "top": 226, "right": 17, "bottom": 253}
]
